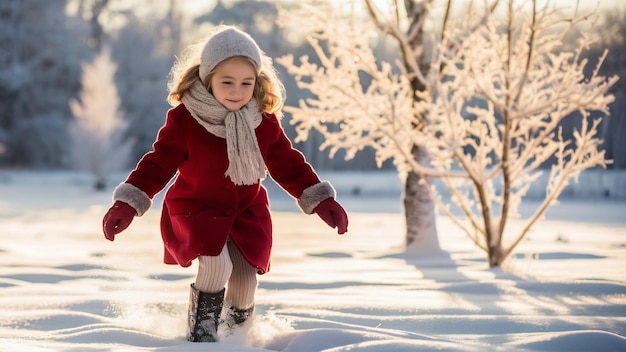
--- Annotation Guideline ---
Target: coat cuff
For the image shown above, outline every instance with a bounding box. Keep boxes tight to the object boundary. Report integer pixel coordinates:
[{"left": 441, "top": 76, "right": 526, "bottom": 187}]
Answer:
[
  {"left": 297, "top": 181, "right": 336, "bottom": 214},
  {"left": 112, "top": 182, "right": 152, "bottom": 216}
]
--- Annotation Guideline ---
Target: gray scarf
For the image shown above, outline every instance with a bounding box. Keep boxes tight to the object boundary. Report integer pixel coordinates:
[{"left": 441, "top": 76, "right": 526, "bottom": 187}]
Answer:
[{"left": 181, "top": 80, "right": 266, "bottom": 185}]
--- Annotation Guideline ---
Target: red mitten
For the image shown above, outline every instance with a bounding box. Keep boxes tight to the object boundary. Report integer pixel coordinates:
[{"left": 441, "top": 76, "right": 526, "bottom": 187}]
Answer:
[
  {"left": 102, "top": 201, "right": 137, "bottom": 241},
  {"left": 313, "top": 198, "right": 348, "bottom": 234}
]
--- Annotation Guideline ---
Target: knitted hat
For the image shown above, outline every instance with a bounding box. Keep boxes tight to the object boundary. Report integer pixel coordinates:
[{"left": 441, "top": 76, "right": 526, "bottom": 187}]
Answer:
[{"left": 199, "top": 26, "right": 262, "bottom": 82}]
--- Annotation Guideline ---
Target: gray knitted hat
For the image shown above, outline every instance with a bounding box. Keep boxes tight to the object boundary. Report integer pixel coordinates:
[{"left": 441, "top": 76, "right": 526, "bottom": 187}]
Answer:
[{"left": 199, "top": 26, "right": 262, "bottom": 82}]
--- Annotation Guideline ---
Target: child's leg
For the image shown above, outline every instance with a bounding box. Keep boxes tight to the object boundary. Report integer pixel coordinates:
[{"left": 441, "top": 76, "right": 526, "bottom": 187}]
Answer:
[
  {"left": 225, "top": 241, "right": 257, "bottom": 309},
  {"left": 195, "top": 245, "right": 233, "bottom": 293},
  {"left": 220, "top": 241, "right": 257, "bottom": 335},
  {"left": 188, "top": 245, "right": 232, "bottom": 342}
]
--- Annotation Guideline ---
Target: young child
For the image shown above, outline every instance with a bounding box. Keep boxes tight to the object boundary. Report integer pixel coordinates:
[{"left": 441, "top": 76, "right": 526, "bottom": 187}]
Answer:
[{"left": 101, "top": 25, "right": 348, "bottom": 342}]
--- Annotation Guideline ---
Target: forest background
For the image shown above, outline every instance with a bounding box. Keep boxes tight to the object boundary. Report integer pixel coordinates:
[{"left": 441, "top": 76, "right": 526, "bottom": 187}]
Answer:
[{"left": 1, "top": 0, "right": 625, "bottom": 175}]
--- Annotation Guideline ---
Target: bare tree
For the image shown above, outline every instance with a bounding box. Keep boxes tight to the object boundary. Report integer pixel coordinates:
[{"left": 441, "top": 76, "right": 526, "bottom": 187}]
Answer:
[
  {"left": 277, "top": 0, "right": 616, "bottom": 266},
  {"left": 70, "top": 47, "right": 131, "bottom": 190}
]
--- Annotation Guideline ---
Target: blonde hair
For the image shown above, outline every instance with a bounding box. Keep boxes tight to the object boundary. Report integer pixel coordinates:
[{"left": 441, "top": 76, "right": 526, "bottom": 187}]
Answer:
[{"left": 167, "top": 30, "right": 285, "bottom": 117}]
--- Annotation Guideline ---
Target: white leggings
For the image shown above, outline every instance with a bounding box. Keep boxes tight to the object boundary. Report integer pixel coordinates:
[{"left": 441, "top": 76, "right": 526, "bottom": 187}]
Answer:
[{"left": 194, "top": 241, "right": 257, "bottom": 309}]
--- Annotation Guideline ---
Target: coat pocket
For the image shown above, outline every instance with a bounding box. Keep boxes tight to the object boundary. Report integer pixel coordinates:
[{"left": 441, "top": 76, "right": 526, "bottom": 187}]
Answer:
[
  {"left": 246, "top": 203, "right": 270, "bottom": 219},
  {"left": 171, "top": 209, "right": 233, "bottom": 235},
  {"left": 168, "top": 199, "right": 235, "bottom": 247}
]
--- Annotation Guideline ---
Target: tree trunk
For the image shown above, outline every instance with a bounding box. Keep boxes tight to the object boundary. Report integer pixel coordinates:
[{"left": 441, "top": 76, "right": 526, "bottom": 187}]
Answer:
[
  {"left": 487, "top": 244, "right": 506, "bottom": 267},
  {"left": 403, "top": 145, "right": 440, "bottom": 253},
  {"left": 94, "top": 178, "right": 106, "bottom": 191},
  {"left": 88, "top": 0, "right": 109, "bottom": 50},
  {"left": 364, "top": 0, "right": 440, "bottom": 254}
]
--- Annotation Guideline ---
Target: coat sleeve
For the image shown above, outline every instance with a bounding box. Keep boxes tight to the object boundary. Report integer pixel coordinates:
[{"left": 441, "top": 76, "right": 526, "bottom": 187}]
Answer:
[
  {"left": 263, "top": 114, "right": 336, "bottom": 214},
  {"left": 113, "top": 107, "right": 188, "bottom": 215}
]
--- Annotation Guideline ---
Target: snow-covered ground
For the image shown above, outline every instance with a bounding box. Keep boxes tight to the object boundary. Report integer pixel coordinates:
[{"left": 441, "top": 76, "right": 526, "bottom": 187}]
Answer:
[{"left": 0, "top": 170, "right": 624, "bottom": 352}]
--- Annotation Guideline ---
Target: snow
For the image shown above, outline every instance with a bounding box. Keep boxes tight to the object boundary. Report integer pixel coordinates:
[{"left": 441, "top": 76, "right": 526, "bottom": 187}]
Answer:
[{"left": 0, "top": 170, "right": 624, "bottom": 352}]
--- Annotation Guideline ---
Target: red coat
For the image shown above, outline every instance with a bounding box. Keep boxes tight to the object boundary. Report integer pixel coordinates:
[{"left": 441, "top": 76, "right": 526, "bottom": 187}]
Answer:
[{"left": 123, "top": 104, "right": 322, "bottom": 274}]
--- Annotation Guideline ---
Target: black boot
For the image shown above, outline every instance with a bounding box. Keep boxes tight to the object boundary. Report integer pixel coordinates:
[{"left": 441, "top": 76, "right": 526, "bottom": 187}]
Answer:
[
  {"left": 187, "top": 284, "right": 225, "bottom": 342},
  {"left": 222, "top": 305, "right": 254, "bottom": 337}
]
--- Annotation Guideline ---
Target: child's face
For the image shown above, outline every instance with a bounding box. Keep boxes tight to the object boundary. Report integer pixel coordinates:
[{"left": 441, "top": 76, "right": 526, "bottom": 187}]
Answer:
[{"left": 210, "top": 57, "right": 256, "bottom": 111}]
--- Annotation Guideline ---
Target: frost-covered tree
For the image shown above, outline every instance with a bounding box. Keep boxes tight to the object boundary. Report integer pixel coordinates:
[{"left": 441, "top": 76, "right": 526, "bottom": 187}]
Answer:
[
  {"left": 420, "top": 1, "right": 616, "bottom": 266},
  {"left": 277, "top": 0, "right": 445, "bottom": 254},
  {"left": 70, "top": 47, "right": 131, "bottom": 190},
  {"left": 72, "top": 0, "right": 180, "bottom": 162},
  {"left": 0, "top": 0, "right": 88, "bottom": 167},
  {"left": 278, "top": 0, "right": 617, "bottom": 266}
]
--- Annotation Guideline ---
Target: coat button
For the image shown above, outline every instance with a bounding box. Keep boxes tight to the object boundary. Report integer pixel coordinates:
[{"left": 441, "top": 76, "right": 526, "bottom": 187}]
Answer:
[{"left": 225, "top": 208, "right": 234, "bottom": 216}]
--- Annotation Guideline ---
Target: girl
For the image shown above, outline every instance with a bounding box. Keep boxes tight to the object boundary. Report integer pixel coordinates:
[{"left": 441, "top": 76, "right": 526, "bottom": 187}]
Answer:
[{"left": 101, "top": 25, "right": 348, "bottom": 342}]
